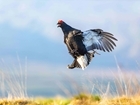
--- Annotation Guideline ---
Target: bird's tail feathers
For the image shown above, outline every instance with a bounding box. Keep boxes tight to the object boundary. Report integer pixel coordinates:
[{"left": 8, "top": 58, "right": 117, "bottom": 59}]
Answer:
[
  {"left": 77, "top": 52, "right": 94, "bottom": 70},
  {"left": 77, "top": 55, "right": 88, "bottom": 70}
]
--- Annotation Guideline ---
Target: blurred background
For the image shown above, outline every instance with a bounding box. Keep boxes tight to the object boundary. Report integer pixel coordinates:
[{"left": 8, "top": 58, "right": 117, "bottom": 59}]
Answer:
[{"left": 0, "top": 0, "right": 140, "bottom": 97}]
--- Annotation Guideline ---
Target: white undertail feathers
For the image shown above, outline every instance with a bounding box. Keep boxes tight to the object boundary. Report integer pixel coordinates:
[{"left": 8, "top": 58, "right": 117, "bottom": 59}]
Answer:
[{"left": 77, "top": 54, "right": 88, "bottom": 70}]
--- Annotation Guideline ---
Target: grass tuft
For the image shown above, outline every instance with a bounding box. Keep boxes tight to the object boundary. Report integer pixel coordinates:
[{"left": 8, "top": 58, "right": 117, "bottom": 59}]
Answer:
[
  {"left": 73, "top": 93, "right": 100, "bottom": 101},
  {"left": 70, "top": 93, "right": 100, "bottom": 105}
]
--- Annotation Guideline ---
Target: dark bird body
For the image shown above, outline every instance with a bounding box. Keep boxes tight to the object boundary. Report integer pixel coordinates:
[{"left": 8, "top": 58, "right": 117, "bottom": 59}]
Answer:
[{"left": 57, "top": 20, "right": 118, "bottom": 70}]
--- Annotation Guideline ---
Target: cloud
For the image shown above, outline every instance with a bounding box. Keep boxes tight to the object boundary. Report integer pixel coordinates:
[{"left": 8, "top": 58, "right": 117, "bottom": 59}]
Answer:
[{"left": 0, "top": 0, "right": 140, "bottom": 57}]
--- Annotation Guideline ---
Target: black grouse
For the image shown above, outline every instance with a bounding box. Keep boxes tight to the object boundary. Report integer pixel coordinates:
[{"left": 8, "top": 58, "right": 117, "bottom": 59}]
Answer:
[{"left": 57, "top": 20, "right": 118, "bottom": 70}]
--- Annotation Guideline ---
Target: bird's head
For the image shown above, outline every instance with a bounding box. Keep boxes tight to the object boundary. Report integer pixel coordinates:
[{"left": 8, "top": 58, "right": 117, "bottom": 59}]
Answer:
[
  {"left": 57, "top": 20, "right": 64, "bottom": 27},
  {"left": 57, "top": 20, "right": 74, "bottom": 35}
]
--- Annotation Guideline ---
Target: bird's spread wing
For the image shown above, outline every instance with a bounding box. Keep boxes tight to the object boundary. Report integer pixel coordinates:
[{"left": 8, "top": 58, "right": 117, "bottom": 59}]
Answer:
[{"left": 82, "top": 29, "right": 118, "bottom": 52}]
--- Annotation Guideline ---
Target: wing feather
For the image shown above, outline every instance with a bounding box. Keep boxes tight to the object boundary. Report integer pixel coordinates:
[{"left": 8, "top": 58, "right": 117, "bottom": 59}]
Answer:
[
  {"left": 105, "top": 37, "right": 115, "bottom": 49},
  {"left": 104, "top": 33, "right": 118, "bottom": 41},
  {"left": 82, "top": 29, "right": 117, "bottom": 52},
  {"left": 104, "top": 38, "right": 113, "bottom": 51},
  {"left": 102, "top": 39, "right": 110, "bottom": 52},
  {"left": 105, "top": 36, "right": 117, "bottom": 46},
  {"left": 99, "top": 40, "right": 106, "bottom": 52}
]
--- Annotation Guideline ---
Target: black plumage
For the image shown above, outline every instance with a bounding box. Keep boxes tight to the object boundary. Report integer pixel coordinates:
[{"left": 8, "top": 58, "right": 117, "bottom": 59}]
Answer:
[
  {"left": 57, "top": 20, "right": 118, "bottom": 70},
  {"left": 57, "top": 20, "right": 87, "bottom": 58}
]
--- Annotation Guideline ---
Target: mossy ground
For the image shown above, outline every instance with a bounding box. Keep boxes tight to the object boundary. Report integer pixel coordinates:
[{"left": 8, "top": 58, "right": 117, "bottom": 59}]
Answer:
[{"left": 1, "top": 94, "right": 140, "bottom": 105}]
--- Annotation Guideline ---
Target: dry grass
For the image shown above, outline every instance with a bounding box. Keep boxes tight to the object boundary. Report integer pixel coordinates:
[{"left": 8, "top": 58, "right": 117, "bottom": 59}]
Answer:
[
  {"left": 0, "top": 98, "right": 37, "bottom": 105},
  {"left": 100, "top": 96, "right": 140, "bottom": 105},
  {"left": 1, "top": 70, "right": 140, "bottom": 105},
  {"left": 0, "top": 94, "right": 100, "bottom": 105},
  {"left": 1, "top": 95, "right": 140, "bottom": 105},
  {"left": 0, "top": 57, "right": 140, "bottom": 105}
]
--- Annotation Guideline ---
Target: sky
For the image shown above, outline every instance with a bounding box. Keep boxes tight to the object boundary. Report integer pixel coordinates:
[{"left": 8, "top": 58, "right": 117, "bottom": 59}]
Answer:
[
  {"left": 0, "top": 0, "right": 140, "bottom": 97},
  {"left": 0, "top": 0, "right": 140, "bottom": 71}
]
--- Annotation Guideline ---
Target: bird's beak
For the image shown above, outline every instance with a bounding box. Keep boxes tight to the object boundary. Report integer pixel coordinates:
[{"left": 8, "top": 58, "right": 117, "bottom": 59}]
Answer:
[{"left": 57, "top": 23, "right": 60, "bottom": 27}]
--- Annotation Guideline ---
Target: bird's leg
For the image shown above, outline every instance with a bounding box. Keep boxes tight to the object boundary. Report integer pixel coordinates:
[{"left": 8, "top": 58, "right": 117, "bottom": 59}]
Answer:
[
  {"left": 67, "top": 59, "right": 81, "bottom": 69},
  {"left": 67, "top": 59, "right": 77, "bottom": 69},
  {"left": 86, "top": 50, "right": 99, "bottom": 65},
  {"left": 86, "top": 52, "right": 94, "bottom": 65}
]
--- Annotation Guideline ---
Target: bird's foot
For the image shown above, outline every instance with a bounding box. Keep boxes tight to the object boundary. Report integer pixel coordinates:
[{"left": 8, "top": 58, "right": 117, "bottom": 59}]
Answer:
[
  {"left": 93, "top": 51, "right": 100, "bottom": 55},
  {"left": 67, "top": 65, "right": 75, "bottom": 69}
]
